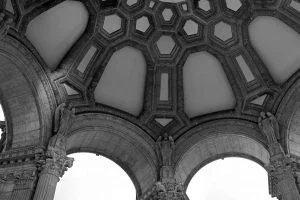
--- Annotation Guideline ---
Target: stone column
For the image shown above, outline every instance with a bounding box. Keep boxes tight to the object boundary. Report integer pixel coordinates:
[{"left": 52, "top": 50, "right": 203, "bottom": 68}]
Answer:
[
  {"left": 33, "top": 133, "right": 73, "bottom": 200},
  {"left": 259, "top": 112, "right": 300, "bottom": 200},
  {"left": 33, "top": 150, "right": 73, "bottom": 200}
]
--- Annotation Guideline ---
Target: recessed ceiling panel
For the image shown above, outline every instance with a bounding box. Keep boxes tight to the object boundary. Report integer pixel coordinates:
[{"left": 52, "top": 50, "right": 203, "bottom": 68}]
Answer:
[
  {"left": 251, "top": 95, "right": 267, "bottom": 106},
  {"left": 94, "top": 47, "right": 146, "bottom": 116},
  {"left": 26, "top": 1, "right": 89, "bottom": 69},
  {"left": 77, "top": 46, "right": 97, "bottom": 73},
  {"left": 160, "top": 73, "right": 169, "bottom": 101},
  {"left": 183, "top": 52, "right": 236, "bottom": 117},
  {"left": 291, "top": 0, "right": 300, "bottom": 12},
  {"left": 236, "top": 55, "right": 255, "bottom": 82},
  {"left": 155, "top": 118, "right": 173, "bottom": 126},
  {"left": 249, "top": 16, "right": 300, "bottom": 84},
  {"left": 198, "top": 0, "right": 211, "bottom": 11}
]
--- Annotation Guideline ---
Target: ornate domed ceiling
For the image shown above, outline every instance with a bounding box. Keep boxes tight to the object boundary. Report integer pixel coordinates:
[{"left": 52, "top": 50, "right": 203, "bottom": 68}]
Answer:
[{"left": 6, "top": 0, "right": 300, "bottom": 140}]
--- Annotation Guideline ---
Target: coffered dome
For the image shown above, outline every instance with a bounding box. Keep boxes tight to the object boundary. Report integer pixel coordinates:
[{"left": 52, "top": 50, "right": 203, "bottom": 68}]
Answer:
[{"left": 20, "top": 0, "right": 300, "bottom": 140}]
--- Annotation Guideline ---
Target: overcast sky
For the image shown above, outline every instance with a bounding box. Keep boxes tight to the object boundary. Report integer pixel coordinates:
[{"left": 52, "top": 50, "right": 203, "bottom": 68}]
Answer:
[{"left": 54, "top": 153, "right": 276, "bottom": 200}]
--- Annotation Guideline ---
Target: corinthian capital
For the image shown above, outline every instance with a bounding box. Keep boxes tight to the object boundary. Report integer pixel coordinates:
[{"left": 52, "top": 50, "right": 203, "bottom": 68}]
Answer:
[
  {"left": 141, "top": 180, "right": 188, "bottom": 200},
  {"left": 38, "top": 147, "right": 73, "bottom": 179}
]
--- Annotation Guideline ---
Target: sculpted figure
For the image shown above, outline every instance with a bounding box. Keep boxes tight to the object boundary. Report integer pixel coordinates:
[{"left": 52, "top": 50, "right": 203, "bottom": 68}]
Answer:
[
  {"left": 0, "top": 13, "right": 13, "bottom": 40},
  {"left": 53, "top": 103, "right": 75, "bottom": 136},
  {"left": 156, "top": 133, "right": 175, "bottom": 166},
  {"left": 258, "top": 112, "right": 280, "bottom": 144}
]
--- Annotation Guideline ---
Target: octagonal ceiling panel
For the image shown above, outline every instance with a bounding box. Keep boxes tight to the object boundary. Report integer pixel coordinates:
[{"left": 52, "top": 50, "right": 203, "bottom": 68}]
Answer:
[
  {"left": 183, "top": 52, "right": 236, "bottom": 117},
  {"left": 249, "top": 16, "right": 300, "bottom": 84},
  {"left": 26, "top": 1, "right": 88, "bottom": 70},
  {"left": 94, "top": 47, "right": 146, "bottom": 116}
]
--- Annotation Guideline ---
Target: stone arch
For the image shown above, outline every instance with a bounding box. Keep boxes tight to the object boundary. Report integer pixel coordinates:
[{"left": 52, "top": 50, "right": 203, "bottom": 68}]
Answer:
[
  {"left": 277, "top": 78, "right": 300, "bottom": 156},
  {"left": 174, "top": 119, "right": 270, "bottom": 187},
  {"left": 66, "top": 112, "right": 157, "bottom": 196},
  {"left": 0, "top": 37, "right": 53, "bottom": 149}
]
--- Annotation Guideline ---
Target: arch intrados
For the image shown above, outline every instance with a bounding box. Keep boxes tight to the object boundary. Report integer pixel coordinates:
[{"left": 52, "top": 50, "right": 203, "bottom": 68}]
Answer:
[
  {"left": 66, "top": 113, "right": 157, "bottom": 196},
  {"left": 276, "top": 78, "right": 300, "bottom": 155},
  {"left": 174, "top": 119, "right": 270, "bottom": 187},
  {"left": 0, "top": 37, "right": 53, "bottom": 149}
]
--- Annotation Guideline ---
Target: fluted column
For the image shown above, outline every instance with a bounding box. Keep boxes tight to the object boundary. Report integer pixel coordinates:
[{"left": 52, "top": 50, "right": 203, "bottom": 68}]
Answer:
[
  {"left": 33, "top": 151, "right": 73, "bottom": 200},
  {"left": 33, "top": 103, "right": 75, "bottom": 200},
  {"left": 259, "top": 112, "right": 300, "bottom": 200},
  {"left": 33, "top": 132, "right": 73, "bottom": 200}
]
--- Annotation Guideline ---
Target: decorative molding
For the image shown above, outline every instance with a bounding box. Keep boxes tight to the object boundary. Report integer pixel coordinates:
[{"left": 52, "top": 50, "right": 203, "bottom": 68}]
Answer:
[{"left": 140, "top": 180, "right": 188, "bottom": 200}]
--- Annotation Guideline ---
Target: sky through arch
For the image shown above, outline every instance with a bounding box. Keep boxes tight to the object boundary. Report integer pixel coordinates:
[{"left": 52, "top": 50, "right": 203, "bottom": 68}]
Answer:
[
  {"left": 187, "top": 157, "right": 277, "bottom": 200},
  {"left": 54, "top": 153, "right": 136, "bottom": 200}
]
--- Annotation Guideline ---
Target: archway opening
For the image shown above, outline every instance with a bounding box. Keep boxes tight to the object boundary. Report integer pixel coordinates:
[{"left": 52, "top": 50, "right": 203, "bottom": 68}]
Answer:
[
  {"left": 0, "top": 104, "right": 4, "bottom": 139},
  {"left": 54, "top": 153, "right": 136, "bottom": 200},
  {"left": 187, "top": 157, "right": 277, "bottom": 200}
]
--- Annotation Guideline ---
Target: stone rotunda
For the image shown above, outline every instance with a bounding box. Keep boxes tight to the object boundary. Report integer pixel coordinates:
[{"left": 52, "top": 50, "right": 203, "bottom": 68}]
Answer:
[{"left": 0, "top": 0, "right": 300, "bottom": 199}]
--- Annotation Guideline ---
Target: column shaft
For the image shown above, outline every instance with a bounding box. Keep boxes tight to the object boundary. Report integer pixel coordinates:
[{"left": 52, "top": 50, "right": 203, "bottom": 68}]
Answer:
[{"left": 33, "top": 173, "right": 59, "bottom": 200}]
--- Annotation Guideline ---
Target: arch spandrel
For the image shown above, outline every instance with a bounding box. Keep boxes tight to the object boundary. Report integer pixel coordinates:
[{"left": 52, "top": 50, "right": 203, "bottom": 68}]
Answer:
[
  {"left": 66, "top": 112, "right": 158, "bottom": 195},
  {"left": 174, "top": 119, "right": 270, "bottom": 186}
]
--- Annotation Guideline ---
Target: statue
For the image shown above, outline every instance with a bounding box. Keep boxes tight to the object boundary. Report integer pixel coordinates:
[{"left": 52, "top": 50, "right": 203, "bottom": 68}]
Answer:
[
  {"left": 258, "top": 112, "right": 280, "bottom": 144},
  {"left": 0, "top": 13, "right": 13, "bottom": 40},
  {"left": 156, "top": 133, "right": 175, "bottom": 166},
  {"left": 53, "top": 103, "right": 75, "bottom": 136}
]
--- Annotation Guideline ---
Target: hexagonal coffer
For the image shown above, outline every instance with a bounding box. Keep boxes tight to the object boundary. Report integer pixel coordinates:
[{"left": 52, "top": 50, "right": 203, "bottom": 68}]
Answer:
[
  {"left": 183, "top": 19, "right": 199, "bottom": 36},
  {"left": 162, "top": 8, "right": 173, "bottom": 21},
  {"left": 136, "top": 16, "right": 150, "bottom": 32},
  {"left": 225, "top": 0, "right": 242, "bottom": 11},
  {"left": 214, "top": 21, "right": 233, "bottom": 42},
  {"left": 198, "top": 0, "right": 211, "bottom": 11},
  {"left": 103, "top": 14, "right": 122, "bottom": 34},
  {"left": 127, "top": 0, "right": 138, "bottom": 6},
  {"left": 156, "top": 35, "right": 176, "bottom": 55}
]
